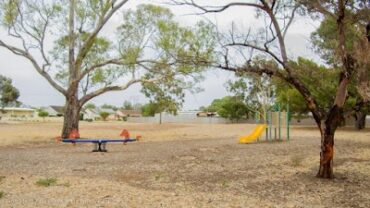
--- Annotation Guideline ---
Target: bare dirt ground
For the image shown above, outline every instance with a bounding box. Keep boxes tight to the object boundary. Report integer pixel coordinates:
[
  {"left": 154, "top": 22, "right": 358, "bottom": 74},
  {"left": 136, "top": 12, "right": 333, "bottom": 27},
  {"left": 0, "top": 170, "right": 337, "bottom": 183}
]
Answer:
[{"left": 0, "top": 122, "right": 370, "bottom": 207}]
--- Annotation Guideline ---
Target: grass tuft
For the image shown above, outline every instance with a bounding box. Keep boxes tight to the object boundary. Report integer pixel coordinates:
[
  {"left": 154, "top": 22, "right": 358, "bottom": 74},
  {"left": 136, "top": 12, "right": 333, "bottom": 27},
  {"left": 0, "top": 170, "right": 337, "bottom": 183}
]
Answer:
[
  {"left": 221, "top": 180, "right": 230, "bottom": 189},
  {"left": 154, "top": 172, "right": 166, "bottom": 181},
  {"left": 36, "top": 178, "right": 57, "bottom": 187},
  {"left": 0, "top": 191, "right": 4, "bottom": 199}
]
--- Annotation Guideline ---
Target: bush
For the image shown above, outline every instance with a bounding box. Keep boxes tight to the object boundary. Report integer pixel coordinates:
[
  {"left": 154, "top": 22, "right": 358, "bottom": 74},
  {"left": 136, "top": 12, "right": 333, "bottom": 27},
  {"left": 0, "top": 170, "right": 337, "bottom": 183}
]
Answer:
[
  {"left": 0, "top": 191, "right": 4, "bottom": 199},
  {"left": 99, "top": 112, "right": 110, "bottom": 121},
  {"left": 36, "top": 178, "right": 57, "bottom": 187},
  {"left": 38, "top": 110, "right": 49, "bottom": 118}
]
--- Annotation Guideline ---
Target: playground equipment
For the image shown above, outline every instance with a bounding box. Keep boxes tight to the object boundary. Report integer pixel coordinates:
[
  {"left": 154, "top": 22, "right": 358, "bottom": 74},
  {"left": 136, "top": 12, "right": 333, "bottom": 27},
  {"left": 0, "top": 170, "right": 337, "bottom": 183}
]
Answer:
[
  {"left": 239, "top": 104, "right": 290, "bottom": 144},
  {"left": 239, "top": 124, "right": 267, "bottom": 143},
  {"left": 61, "top": 129, "right": 141, "bottom": 152}
]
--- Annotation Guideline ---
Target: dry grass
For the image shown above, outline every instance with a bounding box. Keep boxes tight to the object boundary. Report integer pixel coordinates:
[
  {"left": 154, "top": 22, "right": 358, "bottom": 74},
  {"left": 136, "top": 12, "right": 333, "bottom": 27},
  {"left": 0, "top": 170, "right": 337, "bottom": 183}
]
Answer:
[
  {"left": 0, "top": 121, "right": 266, "bottom": 146},
  {"left": 0, "top": 121, "right": 369, "bottom": 207},
  {"left": 1, "top": 121, "right": 369, "bottom": 146}
]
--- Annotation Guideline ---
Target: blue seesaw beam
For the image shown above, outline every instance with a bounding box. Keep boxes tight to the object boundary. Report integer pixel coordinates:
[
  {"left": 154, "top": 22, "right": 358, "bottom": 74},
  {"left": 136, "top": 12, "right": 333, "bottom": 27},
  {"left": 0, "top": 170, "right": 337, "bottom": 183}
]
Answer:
[{"left": 62, "top": 138, "right": 138, "bottom": 152}]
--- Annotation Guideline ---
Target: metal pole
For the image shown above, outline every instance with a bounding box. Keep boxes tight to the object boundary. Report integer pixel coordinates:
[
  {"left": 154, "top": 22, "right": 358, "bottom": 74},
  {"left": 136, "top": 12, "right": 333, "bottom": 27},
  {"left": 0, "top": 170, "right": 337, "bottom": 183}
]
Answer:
[
  {"left": 278, "top": 104, "right": 281, "bottom": 141},
  {"left": 287, "top": 103, "right": 290, "bottom": 141},
  {"left": 269, "top": 111, "right": 272, "bottom": 142},
  {"left": 265, "top": 111, "right": 268, "bottom": 141}
]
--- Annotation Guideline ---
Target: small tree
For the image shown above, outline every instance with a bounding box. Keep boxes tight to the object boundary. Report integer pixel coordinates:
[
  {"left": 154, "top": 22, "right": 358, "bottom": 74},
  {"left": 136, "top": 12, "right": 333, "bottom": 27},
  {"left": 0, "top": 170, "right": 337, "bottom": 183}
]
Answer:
[
  {"left": 141, "top": 75, "right": 193, "bottom": 124},
  {"left": 123, "top": 101, "right": 133, "bottom": 110},
  {"left": 208, "top": 96, "right": 249, "bottom": 122},
  {"left": 99, "top": 112, "right": 110, "bottom": 121},
  {"left": 38, "top": 110, "right": 49, "bottom": 121},
  {"left": 0, "top": 75, "right": 19, "bottom": 109},
  {"left": 227, "top": 72, "right": 275, "bottom": 121},
  {"left": 141, "top": 102, "right": 159, "bottom": 117}
]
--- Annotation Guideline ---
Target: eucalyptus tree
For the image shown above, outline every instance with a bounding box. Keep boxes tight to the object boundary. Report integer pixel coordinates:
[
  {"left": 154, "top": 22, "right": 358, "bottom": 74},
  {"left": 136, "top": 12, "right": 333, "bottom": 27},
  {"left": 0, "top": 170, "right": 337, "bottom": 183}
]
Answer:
[
  {"left": 227, "top": 72, "right": 275, "bottom": 121},
  {"left": 0, "top": 1, "right": 213, "bottom": 137},
  {"left": 173, "top": 0, "right": 369, "bottom": 178},
  {"left": 311, "top": 10, "right": 370, "bottom": 129}
]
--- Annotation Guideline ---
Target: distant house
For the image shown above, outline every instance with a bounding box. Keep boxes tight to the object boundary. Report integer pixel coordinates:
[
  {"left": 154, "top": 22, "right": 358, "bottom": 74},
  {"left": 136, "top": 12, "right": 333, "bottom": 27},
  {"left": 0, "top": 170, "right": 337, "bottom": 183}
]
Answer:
[
  {"left": 117, "top": 109, "right": 142, "bottom": 118},
  {"left": 43, "top": 106, "right": 64, "bottom": 117},
  {"left": 99, "top": 108, "right": 118, "bottom": 120},
  {"left": 82, "top": 108, "right": 121, "bottom": 121},
  {"left": 83, "top": 108, "right": 101, "bottom": 121},
  {"left": 0, "top": 107, "right": 36, "bottom": 118}
]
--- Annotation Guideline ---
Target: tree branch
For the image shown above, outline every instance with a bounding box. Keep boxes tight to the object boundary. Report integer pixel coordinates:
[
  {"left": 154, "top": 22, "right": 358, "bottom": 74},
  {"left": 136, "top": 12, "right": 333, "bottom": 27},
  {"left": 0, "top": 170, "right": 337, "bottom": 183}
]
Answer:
[
  {"left": 79, "top": 77, "right": 161, "bottom": 106},
  {"left": 0, "top": 40, "right": 67, "bottom": 95},
  {"left": 74, "top": 0, "right": 129, "bottom": 70},
  {"left": 171, "top": 0, "right": 264, "bottom": 14},
  {"left": 78, "top": 58, "right": 123, "bottom": 81},
  {"left": 283, "top": 5, "right": 299, "bottom": 39},
  {"left": 224, "top": 42, "right": 284, "bottom": 66}
]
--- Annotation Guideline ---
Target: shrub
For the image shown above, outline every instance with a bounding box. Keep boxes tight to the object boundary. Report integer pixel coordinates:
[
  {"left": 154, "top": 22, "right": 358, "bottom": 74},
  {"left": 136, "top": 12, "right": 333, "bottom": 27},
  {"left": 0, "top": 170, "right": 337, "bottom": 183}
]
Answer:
[
  {"left": 99, "top": 112, "right": 110, "bottom": 121},
  {"left": 38, "top": 110, "right": 49, "bottom": 119},
  {"left": 36, "top": 178, "right": 57, "bottom": 187}
]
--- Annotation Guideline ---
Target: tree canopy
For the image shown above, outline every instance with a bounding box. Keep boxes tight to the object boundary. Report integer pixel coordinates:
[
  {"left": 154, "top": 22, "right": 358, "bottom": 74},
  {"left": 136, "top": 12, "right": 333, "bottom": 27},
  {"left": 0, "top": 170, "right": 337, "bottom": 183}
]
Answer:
[
  {"left": 203, "top": 96, "right": 249, "bottom": 122},
  {"left": 0, "top": 1, "right": 214, "bottom": 137},
  {"left": 0, "top": 75, "right": 20, "bottom": 108}
]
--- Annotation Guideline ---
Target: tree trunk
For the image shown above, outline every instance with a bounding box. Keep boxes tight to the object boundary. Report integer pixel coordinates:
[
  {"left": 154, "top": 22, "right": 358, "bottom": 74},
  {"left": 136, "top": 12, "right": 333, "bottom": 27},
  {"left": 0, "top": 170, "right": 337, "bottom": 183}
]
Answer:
[
  {"left": 355, "top": 111, "right": 366, "bottom": 130},
  {"left": 353, "top": 100, "right": 367, "bottom": 130},
  {"left": 317, "top": 105, "right": 343, "bottom": 179},
  {"left": 61, "top": 95, "right": 81, "bottom": 138}
]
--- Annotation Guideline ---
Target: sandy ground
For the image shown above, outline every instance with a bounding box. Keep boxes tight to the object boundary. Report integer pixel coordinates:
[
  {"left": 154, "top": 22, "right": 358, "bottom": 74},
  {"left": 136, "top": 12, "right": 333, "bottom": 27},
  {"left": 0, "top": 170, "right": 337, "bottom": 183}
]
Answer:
[{"left": 0, "top": 122, "right": 369, "bottom": 207}]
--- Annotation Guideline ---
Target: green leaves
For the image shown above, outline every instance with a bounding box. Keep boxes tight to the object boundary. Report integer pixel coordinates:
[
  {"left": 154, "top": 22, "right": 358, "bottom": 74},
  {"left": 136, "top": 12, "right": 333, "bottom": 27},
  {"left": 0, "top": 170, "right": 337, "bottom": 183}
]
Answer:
[
  {"left": 99, "top": 111, "right": 110, "bottom": 121},
  {"left": 275, "top": 58, "right": 339, "bottom": 114},
  {"left": 117, "top": 4, "right": 214, "bottom": 113},
  {"left": 38, "top": 110, "right": 49, "bottom": 118},
  {"left": 311, "top": 15, "right": 362, "bottom": 65},
  {"left": 0, "top": 75, "right": 20, "bottom": 108},
  {"left": 1, "top": 0, "right": 19, "bottom": 26},
  {"left": 206, "top": 96, "right": 249, "bottom": 121}
]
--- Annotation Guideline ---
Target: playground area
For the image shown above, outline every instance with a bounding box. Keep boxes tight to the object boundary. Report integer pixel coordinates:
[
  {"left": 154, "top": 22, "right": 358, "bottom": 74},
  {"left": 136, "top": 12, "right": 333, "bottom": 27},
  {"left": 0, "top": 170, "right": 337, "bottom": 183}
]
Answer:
[{"left": 0, "top": 122, "right": 370, "bottom": 207}]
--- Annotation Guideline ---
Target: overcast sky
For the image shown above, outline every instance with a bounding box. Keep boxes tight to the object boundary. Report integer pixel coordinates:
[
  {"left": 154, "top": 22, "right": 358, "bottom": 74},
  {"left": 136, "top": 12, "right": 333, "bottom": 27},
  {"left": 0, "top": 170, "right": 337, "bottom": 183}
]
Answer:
[{"left": 0, "top": 0, "right": 321, "bottom": 110}]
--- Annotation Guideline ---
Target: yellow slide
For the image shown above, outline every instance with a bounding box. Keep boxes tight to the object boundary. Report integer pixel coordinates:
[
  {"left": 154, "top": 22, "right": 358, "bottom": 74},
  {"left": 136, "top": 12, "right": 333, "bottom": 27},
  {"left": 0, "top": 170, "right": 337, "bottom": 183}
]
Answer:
[{"left": 239, "top": 124, "right": 267, "bottom": 144}]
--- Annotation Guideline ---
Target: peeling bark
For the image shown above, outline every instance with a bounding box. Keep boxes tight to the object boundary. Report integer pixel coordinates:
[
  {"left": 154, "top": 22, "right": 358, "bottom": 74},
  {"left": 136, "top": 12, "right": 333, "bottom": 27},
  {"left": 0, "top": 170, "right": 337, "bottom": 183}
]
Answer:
[
  {"left": 317, "top": 105, "right": 343, "bottom": 179},
  {"left": 61, "top": 95, "right": 81, "bottom": 138}
]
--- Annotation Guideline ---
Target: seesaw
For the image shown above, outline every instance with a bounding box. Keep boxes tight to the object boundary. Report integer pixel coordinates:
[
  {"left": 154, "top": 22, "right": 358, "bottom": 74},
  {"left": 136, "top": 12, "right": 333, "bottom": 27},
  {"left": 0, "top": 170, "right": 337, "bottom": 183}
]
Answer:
[{"left": 59, "top": 129, "right": 141, "bottom": 152}]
